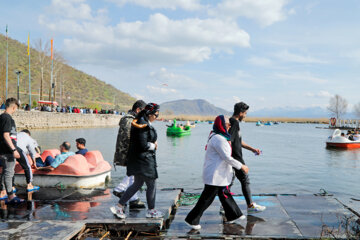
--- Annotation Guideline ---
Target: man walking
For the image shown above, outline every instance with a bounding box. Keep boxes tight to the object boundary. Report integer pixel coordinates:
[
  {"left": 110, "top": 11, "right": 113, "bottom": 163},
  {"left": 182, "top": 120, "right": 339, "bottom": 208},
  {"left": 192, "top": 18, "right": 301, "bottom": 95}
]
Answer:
[
  {"left": 229, "top": 102, "right": 266, "bottom": 214},
  {"left": 113, "top": 100, "right": 147, "bottom": 209},
  {"left": 0, "top": 98, "right": 23, "bottom": 204}
]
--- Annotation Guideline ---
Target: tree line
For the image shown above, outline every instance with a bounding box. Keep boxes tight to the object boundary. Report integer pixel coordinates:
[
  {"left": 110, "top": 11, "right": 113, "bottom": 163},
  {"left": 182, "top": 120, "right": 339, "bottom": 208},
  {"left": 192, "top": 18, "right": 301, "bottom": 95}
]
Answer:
[{"left": 327, "top": 94, "right": 360, "bottom": 119}]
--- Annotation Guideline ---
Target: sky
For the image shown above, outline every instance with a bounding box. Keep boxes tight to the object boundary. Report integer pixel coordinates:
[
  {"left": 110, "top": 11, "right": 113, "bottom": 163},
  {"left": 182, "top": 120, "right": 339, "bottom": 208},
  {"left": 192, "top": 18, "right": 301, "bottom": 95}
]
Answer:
[{"left": 1, "top": 0, "right": 360, "bottom": 112}]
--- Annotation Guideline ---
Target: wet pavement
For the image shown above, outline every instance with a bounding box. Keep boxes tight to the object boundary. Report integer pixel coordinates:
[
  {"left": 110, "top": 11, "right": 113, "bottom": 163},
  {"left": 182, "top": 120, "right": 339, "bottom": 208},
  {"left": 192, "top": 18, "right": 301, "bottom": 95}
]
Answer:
[
  {"left": 167, "top": 194, "right": 359, "bottom": 239},
  {"left": 0, "top": 188, "right": 358, "bottom": 239},
  {"left": 0, "top": 188, "right": 181, "bottom": 239}
]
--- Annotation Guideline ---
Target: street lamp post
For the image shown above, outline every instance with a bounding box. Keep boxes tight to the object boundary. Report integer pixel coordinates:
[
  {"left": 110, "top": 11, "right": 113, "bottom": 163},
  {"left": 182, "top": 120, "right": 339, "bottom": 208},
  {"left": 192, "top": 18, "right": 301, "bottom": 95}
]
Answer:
[{"left": 15, "top": 70, "right": 22, "bottom": 101}]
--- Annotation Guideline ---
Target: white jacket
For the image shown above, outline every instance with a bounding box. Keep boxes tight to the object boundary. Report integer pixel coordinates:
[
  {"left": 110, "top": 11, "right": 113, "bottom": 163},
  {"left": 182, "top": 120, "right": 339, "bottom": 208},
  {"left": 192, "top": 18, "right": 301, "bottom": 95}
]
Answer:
[{"left": 202, "top": 133, "right": 243, "bottom": 186}]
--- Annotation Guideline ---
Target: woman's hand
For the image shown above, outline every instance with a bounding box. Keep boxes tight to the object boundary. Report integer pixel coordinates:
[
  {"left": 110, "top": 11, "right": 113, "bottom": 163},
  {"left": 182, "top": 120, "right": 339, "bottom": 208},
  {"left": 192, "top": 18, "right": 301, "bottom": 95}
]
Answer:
[{"left": 241, "top": 165, "right": 249, "bottom": 174}]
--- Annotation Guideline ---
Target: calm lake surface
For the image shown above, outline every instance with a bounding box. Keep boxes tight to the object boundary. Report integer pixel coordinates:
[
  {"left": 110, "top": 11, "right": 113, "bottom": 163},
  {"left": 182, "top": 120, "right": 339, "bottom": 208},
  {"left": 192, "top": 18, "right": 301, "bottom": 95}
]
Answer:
[{"left": 31, "top": 122, "right": 360, "bottom": 198}]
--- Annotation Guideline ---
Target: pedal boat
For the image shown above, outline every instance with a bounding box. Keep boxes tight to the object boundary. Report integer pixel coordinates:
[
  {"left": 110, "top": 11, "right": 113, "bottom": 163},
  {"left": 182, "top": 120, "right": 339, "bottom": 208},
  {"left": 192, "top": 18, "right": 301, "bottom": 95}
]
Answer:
[
  {"left": 326, "top": 129, "right": 360, "bottom": 149},
  {"left": 14, "top": 149, "right": 111, "bottom": 188}
]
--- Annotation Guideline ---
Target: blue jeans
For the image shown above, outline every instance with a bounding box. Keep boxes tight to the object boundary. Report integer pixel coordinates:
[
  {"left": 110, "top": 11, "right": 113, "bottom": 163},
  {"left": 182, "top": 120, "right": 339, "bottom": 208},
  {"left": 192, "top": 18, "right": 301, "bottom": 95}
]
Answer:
[{"left": 36, "top": 156, "right": 55, "bottom": 167}]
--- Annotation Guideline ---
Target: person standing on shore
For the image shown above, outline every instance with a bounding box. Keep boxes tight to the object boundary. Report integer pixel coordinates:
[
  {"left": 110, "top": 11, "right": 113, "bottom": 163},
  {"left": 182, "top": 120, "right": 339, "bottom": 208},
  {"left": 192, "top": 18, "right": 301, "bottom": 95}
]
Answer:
[
  {"left": 111, "top": 103, "right": 162, "bottom": 219},
  {"left": 0, "top": 98, "right": 24, "bottom": 204},
  {"left": 185, "top": 115, "right": 249, "bottom": 230},
  {"left": 112, "top": 100, "right": 147, "bottom": 209},
  {"left": 229, "top": 102, "right": 266, "bottom": 214}
]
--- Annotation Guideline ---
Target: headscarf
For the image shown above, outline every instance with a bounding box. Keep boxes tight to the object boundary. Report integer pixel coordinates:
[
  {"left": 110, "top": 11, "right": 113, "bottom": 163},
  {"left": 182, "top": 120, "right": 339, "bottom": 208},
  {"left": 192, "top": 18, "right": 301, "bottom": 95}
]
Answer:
[
  {"left": 144, "top": 103, "right": 160, "bottom": 115},
  {"left": 212, "top": 115, "right": 231, "bottom": 141}
]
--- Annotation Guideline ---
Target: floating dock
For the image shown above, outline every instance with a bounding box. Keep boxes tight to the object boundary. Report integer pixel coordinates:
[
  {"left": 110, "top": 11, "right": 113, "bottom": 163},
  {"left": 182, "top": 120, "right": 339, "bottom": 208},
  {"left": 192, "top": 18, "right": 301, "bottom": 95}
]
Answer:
[{"left": 0, "top": 189, "right": 358, "bottom": 239}]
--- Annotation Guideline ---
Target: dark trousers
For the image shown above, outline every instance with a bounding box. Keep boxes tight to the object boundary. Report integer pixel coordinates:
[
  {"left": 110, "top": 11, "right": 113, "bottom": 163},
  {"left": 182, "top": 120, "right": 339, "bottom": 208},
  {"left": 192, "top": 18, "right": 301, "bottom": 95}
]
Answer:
[
  {"left": 16, "top": 148, "right": 32, "bottom": 184},
  {"left": 36, "top": 156, "right": 55, "bottom": 167},
  {"left": 230, "top": 168, "right": 252, "bottom": 206},
  {"left": 185, "top": 184, "right": 243, "bottom": 225}
]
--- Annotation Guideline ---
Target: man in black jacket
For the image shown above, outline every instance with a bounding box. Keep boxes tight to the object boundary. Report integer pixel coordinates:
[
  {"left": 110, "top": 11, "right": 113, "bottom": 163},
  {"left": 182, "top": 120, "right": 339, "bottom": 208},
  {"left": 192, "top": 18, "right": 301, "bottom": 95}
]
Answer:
[{"left": 229, "top": 102, "right": 266, "bottom": 214}]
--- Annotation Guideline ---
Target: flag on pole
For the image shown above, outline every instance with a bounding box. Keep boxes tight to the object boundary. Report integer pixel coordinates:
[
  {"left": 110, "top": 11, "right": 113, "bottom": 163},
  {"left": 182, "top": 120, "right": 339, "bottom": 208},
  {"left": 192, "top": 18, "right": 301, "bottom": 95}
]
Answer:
[
  {"left": 51, "top": 38, "right": 53, "bottom": 60},
  {"left": 27, "top": 33, "right": 30, "bottom": 55},
  {"left": 5, "top": 25, "right": 8, "bottom": 40}
]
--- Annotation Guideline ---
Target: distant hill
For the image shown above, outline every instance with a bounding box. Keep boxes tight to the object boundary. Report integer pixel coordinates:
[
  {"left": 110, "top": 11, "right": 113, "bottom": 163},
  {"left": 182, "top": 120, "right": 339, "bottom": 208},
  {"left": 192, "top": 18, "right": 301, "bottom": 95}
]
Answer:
[
  {"left": 160, "top": 99, "right": 231, "bottom": 116},
  {"left": 248, "top": 106, "right": 358, "bottom": 118},
  {"left": 0, "top": 34, "right": 135, "bottom": 110}
]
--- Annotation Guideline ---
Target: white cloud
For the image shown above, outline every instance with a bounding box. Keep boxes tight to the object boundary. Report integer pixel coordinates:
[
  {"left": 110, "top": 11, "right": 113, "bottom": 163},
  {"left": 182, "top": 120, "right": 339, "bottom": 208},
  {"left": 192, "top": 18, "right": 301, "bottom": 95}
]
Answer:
[
  {"left": 149, "top": 68, "right": 203, "bottom": 90},
  {"left": 275, "top": 72, "right": 328, "bottom": 84},
  {"left": 220, "top": 70, "right": 255, "bottom": 88},
  {"left": 233, "top": 96, "right": 241, "bottom": 102},
  {"left": 210, "top": 0, "right": 289, "bottom": 27},
  {"left": 39, "top": 2, "right": 250, "bottom": 67},
  {"left": 108, "top": 0, "right": 203, "bottom": 11},
  {"left": 247, "top": 56, "right": 272, "bottom": 66},
  {"left": 146, "top": 85, "right": 177, "bottom": 94},
  {"left": 274, "top": 50, "right": 327, "bottom": 64},
  {"left": 306, "top": 90, "right": 332, "bottom": 98}
]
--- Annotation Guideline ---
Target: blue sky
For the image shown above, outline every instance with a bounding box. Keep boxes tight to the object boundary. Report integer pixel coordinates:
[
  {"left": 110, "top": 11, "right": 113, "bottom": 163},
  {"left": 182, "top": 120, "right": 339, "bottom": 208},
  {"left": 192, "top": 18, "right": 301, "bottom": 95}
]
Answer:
[{"left": 1, "top": 0, "right": 360, "bottom": 112}]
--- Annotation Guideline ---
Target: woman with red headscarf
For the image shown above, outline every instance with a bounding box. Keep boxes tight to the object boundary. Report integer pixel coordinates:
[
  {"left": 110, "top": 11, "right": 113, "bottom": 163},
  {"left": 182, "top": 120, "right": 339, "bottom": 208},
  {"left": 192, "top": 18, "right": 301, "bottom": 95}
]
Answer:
[{"left": 185, "top": 115, "right": 249, "bottom": 230}]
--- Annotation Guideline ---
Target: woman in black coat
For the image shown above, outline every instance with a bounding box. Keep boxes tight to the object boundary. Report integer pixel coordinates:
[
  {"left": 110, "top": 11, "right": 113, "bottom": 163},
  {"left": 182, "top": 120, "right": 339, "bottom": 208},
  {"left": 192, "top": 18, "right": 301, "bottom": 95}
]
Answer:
[{"left": 111, "top": 103, "right": 162, "bottom": 219}]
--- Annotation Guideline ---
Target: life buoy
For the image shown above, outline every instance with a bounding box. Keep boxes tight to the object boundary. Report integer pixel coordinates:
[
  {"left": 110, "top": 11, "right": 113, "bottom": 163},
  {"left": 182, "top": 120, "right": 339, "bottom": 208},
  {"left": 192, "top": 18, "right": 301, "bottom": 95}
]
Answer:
[{"left": 330, "top": 118, "right": 336, "bottom": 127}]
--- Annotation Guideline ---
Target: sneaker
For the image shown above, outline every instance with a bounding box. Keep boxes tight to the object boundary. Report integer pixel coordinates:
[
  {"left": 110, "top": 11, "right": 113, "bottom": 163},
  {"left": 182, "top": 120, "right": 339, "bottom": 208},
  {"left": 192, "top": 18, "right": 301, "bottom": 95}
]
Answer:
[
  {"left": 110, "top": 205, "right": 126, "bottom": 219},
  {"left": 247, "top": 203, "right": 266, "bottom": 214},
  {"left": 113, "top": 190, "right": 124, "bottom": 198},
  {"left": 146, "top": 209, "right": 163, "bottom": 218},
  {"left": 129, "top": 198, "right": 146, "bottom": 209},
  {"left": 225, "top": 214, "right": 246, "bottom": 224},
  {"left": 185, "top": 220, "right": 201, "bottom": 230}
]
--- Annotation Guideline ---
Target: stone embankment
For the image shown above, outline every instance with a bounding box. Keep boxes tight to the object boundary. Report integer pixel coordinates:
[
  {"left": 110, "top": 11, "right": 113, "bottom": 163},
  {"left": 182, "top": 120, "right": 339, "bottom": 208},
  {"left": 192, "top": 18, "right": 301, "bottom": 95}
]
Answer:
[{"left": 5, "top": 110, "right": 121, "bottom": 129}]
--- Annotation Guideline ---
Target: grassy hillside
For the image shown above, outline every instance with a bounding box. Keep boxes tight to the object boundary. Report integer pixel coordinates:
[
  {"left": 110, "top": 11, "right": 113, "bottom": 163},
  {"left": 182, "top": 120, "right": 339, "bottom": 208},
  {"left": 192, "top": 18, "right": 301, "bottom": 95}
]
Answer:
[{"left": 0, "top": 34, "right": 135, "bottom": 110}]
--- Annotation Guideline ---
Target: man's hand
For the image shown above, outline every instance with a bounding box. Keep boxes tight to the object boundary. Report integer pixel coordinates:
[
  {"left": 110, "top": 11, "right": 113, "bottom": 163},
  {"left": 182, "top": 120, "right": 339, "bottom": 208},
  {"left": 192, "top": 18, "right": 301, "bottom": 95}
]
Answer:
[
  {"left": 154, "top": 141, "right": 158, "bottom": 150},
  {"left": 13, "top": 150, "right": 20, "bottom": 159},
  {"left": 241, "top": 165, "right": 249, "bottom": 174},
  {"left": 253, "top": 149, "right": 261, "bottom": 155}
]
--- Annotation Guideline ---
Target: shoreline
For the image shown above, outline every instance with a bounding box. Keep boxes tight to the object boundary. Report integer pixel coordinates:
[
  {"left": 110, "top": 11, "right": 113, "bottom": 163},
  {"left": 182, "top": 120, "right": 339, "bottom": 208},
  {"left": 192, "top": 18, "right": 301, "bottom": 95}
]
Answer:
[
  {"left": 1, "top": 110, "right": 121, "bottom": 130},
  {"left": 159, "top": 114, "right": 330, "bottom": 124}
]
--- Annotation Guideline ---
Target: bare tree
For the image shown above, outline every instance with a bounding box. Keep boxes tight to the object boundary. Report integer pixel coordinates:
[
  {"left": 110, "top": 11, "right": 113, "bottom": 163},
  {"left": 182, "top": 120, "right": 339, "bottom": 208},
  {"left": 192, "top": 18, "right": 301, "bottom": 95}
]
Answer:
[
  {"left": 50, "top": 50, "right": 66, "bottom": 102},
  {"left": 34, "top": 39, "right": 50, "bottom": 100},
  {"left": 354, "top": 102, "right": 360, "bottom": 118},
  {"left": 327, "top": 94, "right": 348, "bottom": 119}
]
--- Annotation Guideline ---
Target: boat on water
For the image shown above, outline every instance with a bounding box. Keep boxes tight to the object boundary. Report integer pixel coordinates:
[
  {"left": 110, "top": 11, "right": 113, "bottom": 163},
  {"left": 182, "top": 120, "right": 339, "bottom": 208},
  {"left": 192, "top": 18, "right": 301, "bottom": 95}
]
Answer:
[
  {"left": 326, "top": 129, "right": 360, "bottom": 149},
  {"left": 256, "top": 121, "right": 263, "bottom": 126},
  {"left": 264, "top": 121, "right": 273, "bottom": 126},
  {"left": 14, "top": 149, "right": 111, "bottom": 188},
  {"left": 185, "top": 121, "right": 196, "bottom": 128},
  {"left": 208, "top": 121, "right": 214, "bottom": 124},
  {"left": 167, "top": 119, "right": 191, "bottom": 137}
]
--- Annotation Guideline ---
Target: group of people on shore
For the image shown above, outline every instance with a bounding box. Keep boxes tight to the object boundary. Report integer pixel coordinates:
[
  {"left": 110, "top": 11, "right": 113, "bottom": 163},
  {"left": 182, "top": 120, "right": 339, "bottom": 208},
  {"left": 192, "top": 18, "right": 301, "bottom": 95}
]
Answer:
[
  {"left": 0, "top": 97, "right": 90, "bottom": 204},
  {"left": 111, "top": 100, "right": 266, "bottom": 228}
]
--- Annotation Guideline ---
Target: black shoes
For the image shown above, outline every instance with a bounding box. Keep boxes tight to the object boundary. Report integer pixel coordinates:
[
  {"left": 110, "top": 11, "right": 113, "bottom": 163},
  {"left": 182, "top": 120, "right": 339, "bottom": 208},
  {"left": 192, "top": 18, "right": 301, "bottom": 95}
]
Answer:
[
  {"left": 113, "top": 191, "right": 145, "bottom": 209},
  {"left": 113, "top": 190, "right": 124, "bottom": 198},
  {"left": 129, "top": 198, "right": 146, "bottom": 209}
]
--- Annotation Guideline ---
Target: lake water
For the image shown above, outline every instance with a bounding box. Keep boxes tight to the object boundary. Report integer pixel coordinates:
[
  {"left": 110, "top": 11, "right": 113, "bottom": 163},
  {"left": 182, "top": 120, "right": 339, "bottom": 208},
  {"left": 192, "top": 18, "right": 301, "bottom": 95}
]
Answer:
[{"left": 31, "top": 122, "right": 360, "bottom": 198}]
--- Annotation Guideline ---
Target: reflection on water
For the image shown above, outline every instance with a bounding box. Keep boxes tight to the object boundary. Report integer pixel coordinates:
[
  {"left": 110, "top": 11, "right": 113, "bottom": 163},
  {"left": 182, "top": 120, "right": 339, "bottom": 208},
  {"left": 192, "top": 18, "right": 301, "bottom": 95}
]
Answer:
[{"left": 30, "top": 122, "right": 360, "bottom": 198}]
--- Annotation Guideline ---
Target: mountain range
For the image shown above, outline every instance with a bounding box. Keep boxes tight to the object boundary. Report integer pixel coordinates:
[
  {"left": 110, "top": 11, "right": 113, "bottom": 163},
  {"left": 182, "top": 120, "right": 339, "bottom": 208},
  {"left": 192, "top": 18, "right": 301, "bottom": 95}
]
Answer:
[{"left": 160, "top": 99, "right": 231, "bottom": 116}]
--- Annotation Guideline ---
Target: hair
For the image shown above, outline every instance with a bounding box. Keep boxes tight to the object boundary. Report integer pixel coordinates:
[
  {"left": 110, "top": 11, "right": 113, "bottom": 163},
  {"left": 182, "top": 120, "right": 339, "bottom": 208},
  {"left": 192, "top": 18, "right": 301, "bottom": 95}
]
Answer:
[
  {"left": 76, "top": 138, "right": 86, "bottom": 146},
  {"left": 61, "top": 141, "right": 71, "bottom": 151},
  {"left": 5, "top": 98, "right": 20, "bottom": 108},
  {"left": 132, "top": 100, "right": 147, "bottom": 112},
  {"left": 233, "top": 102, "right": 249, "bottom": 116},
  {"left": 21, "top": 129, "right": 31, "bottom": 135},
  {"left": 136, "top": 103, "right": 160, "bottom": 120}
]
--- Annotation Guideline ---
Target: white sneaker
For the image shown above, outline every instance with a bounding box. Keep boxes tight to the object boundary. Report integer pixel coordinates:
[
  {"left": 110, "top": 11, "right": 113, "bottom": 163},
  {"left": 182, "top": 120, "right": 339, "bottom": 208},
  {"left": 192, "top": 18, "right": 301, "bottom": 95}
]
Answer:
[
  {"left": 185, "top": 220, "right": 201, "bottom": 230},
  {"left": 110, "top": 205, "right": 126, "bottom": 219},
  {"left": 247, "top": 203, "right": 266, "bottom": 214},
  {"left": 226, "top": 214, "right": 246, "bottom": 224},
  {"left": 146, "top": 209, "right": 164, "bottom": 218}
]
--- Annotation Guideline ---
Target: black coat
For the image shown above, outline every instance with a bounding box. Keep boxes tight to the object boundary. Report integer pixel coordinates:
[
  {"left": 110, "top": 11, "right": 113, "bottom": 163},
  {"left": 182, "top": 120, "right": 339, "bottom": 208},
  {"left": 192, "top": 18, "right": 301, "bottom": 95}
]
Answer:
[{"left": 126, "top": 116, "right": 158, "bottom": 179}]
